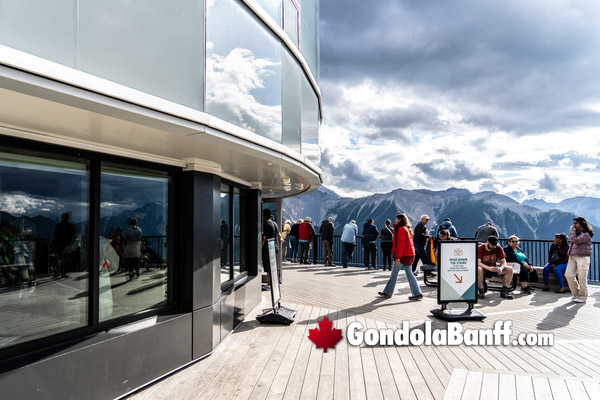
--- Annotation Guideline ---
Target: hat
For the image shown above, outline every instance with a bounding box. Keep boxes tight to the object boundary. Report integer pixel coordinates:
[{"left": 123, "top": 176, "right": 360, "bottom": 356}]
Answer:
[
  {"left": 420, "top": 214, "right": 430, "bottom": 220},
  {"left": 487, "top": 236, "right": 499, "bottom": 246}
]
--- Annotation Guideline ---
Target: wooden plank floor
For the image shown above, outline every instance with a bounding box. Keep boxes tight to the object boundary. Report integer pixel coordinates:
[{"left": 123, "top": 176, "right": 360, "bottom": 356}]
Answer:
[{"left": 127, "top": 263, "right": 600, "bottom": 400}]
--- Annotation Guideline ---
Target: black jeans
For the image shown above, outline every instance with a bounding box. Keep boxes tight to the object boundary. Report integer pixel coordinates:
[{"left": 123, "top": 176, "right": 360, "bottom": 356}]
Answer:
[
  {"left": 364, "top": 242, "right": 377, "bottom": 269},
  {"left": 381, "top": 242, "right": 393, "bottom": 269}
]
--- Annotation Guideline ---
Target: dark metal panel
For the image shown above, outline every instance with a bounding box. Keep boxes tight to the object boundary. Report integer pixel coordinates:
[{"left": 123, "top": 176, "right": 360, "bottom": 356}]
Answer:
[
  {"left": 220, "top": 292, "right": 235, "bottom": 340},
  {"left": 192, "top": 307, "right": 214, "bottom": 360},
  {"left": 181, "top": 171, "right": 220, "bottom": 312},
  {"left": 212, "top": 299, "right": 221, "bottom": 348},
  {"left": 0, "top": 314, "right": 192, "bottom": 400}
]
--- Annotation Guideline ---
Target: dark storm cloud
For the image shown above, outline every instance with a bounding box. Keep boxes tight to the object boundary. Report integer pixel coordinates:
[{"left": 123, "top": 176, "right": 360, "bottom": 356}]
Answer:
[
  {"left": 321, "top": 0, "right": 600, "bottom": 135},
  {"left": 361, "top": 106, "right": 444, "bottom": 140},
  {"left": 538, "top": 173, "right": 557, "bottom": 191},
  {"left": 414, "top": 160, "right": 492, "bottom": 181},
  {"left": 320, "top": 149, "right": 388, "bottom": 192}
]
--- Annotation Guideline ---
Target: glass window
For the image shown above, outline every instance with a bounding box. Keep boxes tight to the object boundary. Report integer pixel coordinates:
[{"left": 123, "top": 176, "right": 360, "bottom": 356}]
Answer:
[
  {"left": 206, "top": 0, "right": 282, "bottom": 142},
  {"left": 284, "top": 0, "right": 299, "bottom": 47},
  {"left": 78, "top": 0, "right": 205, "bottom": 110},
  {"left": 301, "top": 74, "right": 320, "bottom": 164},
  {"left": 0, "top": 0, "right": 204, "bottom": 111},
  {"left": 0, "top": 0, "right": 78, "bottom": 67},
  {"left": 299, "top": 0, "right": 319, "bottom": 80},
  {"left": 98, "top": 164, "right": 171, "bottom": 321},
  {"left": 282, "top": 47, "right": 302, "bottom": 153},
  {"left": 219, "top": 184, "right": 231, "bottom": 284},
  {"left": 254, "top": 0, "right": 281, "bottom": 25},
  {"left": 220, "top": 184, "right": 246, "bottom": 285},
  {"left": 233, "top": 188, "right": 245, "bottom": 278},
  {"left": 0, "top": 149, "right": 89, "bottom": 348}
]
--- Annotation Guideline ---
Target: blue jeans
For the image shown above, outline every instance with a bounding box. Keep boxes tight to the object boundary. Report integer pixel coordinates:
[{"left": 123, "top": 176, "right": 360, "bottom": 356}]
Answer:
[
  {"left": 542, "top": 263, "right": 568, "bottom": 288},
  {"left": 290, "top": 236, "right": 299, "bottom": 260},
  {"left": 382, "top": 263, "right": 422, "bottom": 296},
  {"left": 412, "top": 242, "right": 427, "bottom": 272},
  {"left": 342, "top": 242, "right": 355, "bottom": 268}
]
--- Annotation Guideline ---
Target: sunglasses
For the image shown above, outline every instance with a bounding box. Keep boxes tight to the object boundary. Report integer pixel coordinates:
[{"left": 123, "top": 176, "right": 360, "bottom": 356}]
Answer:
[{"left": 510, "top": 240, "right": 519, "bottom": 243}]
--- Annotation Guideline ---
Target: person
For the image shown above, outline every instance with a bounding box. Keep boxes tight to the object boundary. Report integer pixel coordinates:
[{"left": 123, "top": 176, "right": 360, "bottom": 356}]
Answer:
[
  {"left": 477, "top": 236, "right": 514, "bottom": 299},
  {"left": 123, "top": 217, "right": 142, "bottom": 280},
  {"left": 298, "top": 217, "right": 315, "bottom": 264},
  {"left": 435, "top": 218, "right": 458, "bottom": 238},
  {"left": 110, "top": 227, "right": 127, "bottom": 272},
  {"left": 341, "top": 220, "right": 358, "bottom": 268},
  {"left": 565, "top": 216, "right": 594, "bottom": 303},
  {"left": 53, "top": 212, "right": 77, "bottom": 278},
  {"left": 378, "top": 213, "right": 422, "bottom": 300},
  {"left": 542, "top": 233, "right": 570, "bottom": 293},
  {"left": 412, "top": 214, "right": 431, "bottom": 275},
  {"left": 220, "top": 220, "right": 230, "bottom": 266},
  {"left": 380, "top": 219, "right": 394, "bottom": 271},
  {"left": 289, "top": 219, "right": 301, "bottom": 263},
  {"left": 474, "top": 222, "right": 498, "bottom": 243},
  {"left": 504, "top": 235, "right": 538, "bottom": 295},
  {"left": 281, "top": 220, "right": 291, "bottom": 262},
  {"left": 261, "top": 209, "right": 282, "bottom": 289},
  {"left": 362, "top": 218, "right": 379, "bottom": 270},
  {"left": 433, "top": 229, "right": 457, "bottom": 257},
  {"left": 320, "top": 217, "right": 334, "bottom": 266}
]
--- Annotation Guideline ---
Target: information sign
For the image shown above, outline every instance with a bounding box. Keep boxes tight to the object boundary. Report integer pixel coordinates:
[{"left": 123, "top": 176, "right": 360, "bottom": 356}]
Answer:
[
  {"left": 438, "top": 241, "right": 478, "bottom": 303},
  {"left": 267, "top": 239, "right": 281, "bottom": 307}
]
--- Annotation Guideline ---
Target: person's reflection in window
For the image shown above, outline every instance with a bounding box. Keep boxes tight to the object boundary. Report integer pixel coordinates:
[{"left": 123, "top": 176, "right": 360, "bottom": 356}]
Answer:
[
  {"left": 53, "top": 212, "right": 77, "bottom": 279},
  {"left": 220, "top": 220, "right": 229, "bottom": 267},
  {"left": 123, "top": 218, "right": 142, "bottom": 280}
]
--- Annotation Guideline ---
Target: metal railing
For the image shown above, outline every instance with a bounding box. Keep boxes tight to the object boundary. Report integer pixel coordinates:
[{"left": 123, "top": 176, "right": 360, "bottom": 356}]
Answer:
[{"left": 288, "top": 235, "right": 600, "bottom": 285}]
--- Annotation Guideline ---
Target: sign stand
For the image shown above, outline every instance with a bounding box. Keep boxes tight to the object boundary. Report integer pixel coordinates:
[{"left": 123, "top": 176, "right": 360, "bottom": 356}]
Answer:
[
  {"left": 257, "top": 239, "right": 297, "bottom": 325},
  {"left": 430, "top": 240, "right": 486, "bottom": 321}
]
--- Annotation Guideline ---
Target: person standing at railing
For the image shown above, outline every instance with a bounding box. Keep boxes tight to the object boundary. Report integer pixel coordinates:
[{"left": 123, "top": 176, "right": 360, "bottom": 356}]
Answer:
[
  {"left": 298, "top": 217, "right": 315, "bottom": 264},
  {"left": 412, "top": 214, "right": 431, "bottom": 276},
  {"left": 289, "top": 219, "right": 301, "bottom": 263},
  {"left": 565, "top": 217, "right": 594, "bottom": 303},
  {"left": 542, "top": 233, "right": 570, "bottom": 293},
  {"left": 320, "top": 217, "right": 334, "bottom": 267},
  {"left": 281, "top": 220, "right": 291, "bottom": 262},
  {"left": 341, "top": 220, "right": 358, "bottom": 269},
  {"left": 362, "top": 219, "right": 379, "bottom": 270},
  {"left": 380, "top": 219, "right": 394, "bottom": 271}
]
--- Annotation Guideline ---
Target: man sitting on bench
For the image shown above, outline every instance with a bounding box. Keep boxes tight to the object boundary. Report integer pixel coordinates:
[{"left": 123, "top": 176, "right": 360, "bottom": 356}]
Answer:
[{"left": 477, "top": 236, "right": 514, "bottom": 300}]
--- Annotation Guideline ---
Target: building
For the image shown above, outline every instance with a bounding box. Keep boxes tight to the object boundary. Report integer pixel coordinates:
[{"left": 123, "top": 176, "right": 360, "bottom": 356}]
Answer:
[{"left": 0, "top": 1, "right": 321, "bottom": 398}]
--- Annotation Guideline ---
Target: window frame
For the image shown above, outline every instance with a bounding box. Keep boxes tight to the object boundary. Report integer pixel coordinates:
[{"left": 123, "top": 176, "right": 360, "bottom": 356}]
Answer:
[{"left": 0, "top": 136, "right": 181, "bottom": 363}]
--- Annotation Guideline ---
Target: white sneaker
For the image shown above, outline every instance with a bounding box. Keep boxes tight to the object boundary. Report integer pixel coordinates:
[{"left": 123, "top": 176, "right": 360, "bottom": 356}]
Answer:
[
  {"left": 570, "top": 296, "right": 577, "bottom": 302},
  {"left": 573, "top": 298, "right": 585, "bottom": 303}
]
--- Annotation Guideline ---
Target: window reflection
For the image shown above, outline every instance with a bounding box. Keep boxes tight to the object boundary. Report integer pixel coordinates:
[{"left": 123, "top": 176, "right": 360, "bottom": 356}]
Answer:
[
  {"left": 301, "top": 74, "right": 320, "bottom": 164},
  {"left": 220, "top": 184, "right": 246, "bottom": 285},
  {"left": 220, "top": 184, "right": 231, "bottom": 284},
  {"left": 99, "top": 165, "right": 171, "bottom": 321},
  {"left": 0, "top": 150, "right": 89, "bottom": 348},
  {"left": 206, "top": 0, "right": 282, "bottom": 142}
]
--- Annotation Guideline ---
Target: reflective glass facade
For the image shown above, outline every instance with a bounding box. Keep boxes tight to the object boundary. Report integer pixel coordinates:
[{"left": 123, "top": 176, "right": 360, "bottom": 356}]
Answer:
[
  {"left": 0, "top": 149, "right": 89, "bottom": 348},
  {"left": 0, "top": 0, "right": 205, "bottom": 110}
]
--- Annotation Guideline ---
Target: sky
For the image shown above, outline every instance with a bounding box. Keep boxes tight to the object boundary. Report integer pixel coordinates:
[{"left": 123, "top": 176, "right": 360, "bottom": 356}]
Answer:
[{"left": 318, "top": 0, "right": 600, "bottom": 202}]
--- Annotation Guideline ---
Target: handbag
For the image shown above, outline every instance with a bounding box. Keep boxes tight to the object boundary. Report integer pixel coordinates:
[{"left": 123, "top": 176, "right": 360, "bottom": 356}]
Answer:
[
  {"left": 550, "top": 251, "right": 560, "bottom": 265},
  {"left": 508, "top": 262, "right": 520, "bottom": 274}
]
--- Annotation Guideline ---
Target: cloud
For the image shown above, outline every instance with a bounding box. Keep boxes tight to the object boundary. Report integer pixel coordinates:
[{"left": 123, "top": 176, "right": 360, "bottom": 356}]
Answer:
[
  {"left": 414, "top": 160, "right": 493, "bottom": 182},
  {"left": 538, "top": 173, "right": 557, "bottom": 192},
  {"left": 318, "top": 0, "right": 600, "bottom": 201}
]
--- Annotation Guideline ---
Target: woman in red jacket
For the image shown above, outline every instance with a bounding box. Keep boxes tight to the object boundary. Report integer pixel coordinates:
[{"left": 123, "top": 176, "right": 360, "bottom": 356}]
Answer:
[{"left": 378, "top": 213, "right": 423, "bottom": 300}]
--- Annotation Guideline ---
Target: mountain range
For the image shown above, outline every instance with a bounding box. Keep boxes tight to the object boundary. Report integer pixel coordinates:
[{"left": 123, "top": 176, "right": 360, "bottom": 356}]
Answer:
[{"left": 282, "top": 187, "right": 598, "bottom": 240}]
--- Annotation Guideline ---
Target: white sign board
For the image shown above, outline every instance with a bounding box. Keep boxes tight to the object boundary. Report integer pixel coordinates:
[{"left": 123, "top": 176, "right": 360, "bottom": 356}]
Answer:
[
  {"left": 438, "top": 241, "right": 478, "bottom": 303},
  {"left": 267, "top": 239, "right": 281, "bottom": 307}
]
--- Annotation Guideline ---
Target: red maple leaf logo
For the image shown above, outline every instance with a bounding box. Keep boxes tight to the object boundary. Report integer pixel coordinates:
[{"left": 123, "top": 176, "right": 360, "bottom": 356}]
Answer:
[{"left": 308, "top": 316, "right": 343, "bottom": 352}]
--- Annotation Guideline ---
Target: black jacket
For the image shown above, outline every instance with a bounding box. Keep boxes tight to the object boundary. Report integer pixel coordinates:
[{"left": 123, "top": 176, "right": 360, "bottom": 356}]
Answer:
[
  {"left": 319, "top": 220, "right": 334, "bottom": 242},
  {"left": 413, "top": 221, "right": 429, "bottom": 244},
  {"left": 362, "top": 223, "right": 379, "bottom": 243}
]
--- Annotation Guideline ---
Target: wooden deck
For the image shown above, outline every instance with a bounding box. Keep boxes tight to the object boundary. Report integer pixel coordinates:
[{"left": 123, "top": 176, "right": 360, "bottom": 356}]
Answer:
[{"left": 127, "top": 263, "right": 600, "bottom": 399}]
